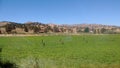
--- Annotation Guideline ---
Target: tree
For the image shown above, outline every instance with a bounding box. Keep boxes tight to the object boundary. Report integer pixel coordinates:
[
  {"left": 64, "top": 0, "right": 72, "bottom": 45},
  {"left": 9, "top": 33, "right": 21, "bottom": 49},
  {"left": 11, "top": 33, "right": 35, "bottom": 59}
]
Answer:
[
  {"left": 33, "top": 26, "right": 40, "bottom": 33},
  {"left": 101, "top": 28, "right": 106, "bottom": 34},
  {"left": 53, "top": 26, "right": 60, "bottom": 32},
  {"left": 60, "top": 27, "right": 64, "bottom": 32},
  {"left": 0, "top": 30, "right": 1, "bottom": 34},
  {"left": 5, "top": 24, "right": 12, "bottom": 33},
  {"left": 84, "top": 27, "right": 89, "bottom": 33},
  {"left": 47, "top": 26, "right": 52, "bottom": 31},
  {"left": 24, "top": 26, "right": 28, "bottom": 32}
]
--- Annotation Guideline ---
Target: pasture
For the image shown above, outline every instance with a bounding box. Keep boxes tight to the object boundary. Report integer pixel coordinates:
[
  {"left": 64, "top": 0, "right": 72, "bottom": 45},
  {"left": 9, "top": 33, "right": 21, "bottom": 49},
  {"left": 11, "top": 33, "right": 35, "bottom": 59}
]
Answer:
[{"left": 0, "top": 35, "right": 120, "bottom": 68}]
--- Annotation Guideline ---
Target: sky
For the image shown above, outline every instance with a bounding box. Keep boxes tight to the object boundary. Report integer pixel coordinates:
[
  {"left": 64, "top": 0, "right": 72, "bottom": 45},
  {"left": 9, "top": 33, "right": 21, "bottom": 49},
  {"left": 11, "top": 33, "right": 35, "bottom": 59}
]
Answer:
[{"left": 0, "top": 0, "right": 120, "bottom": 26}]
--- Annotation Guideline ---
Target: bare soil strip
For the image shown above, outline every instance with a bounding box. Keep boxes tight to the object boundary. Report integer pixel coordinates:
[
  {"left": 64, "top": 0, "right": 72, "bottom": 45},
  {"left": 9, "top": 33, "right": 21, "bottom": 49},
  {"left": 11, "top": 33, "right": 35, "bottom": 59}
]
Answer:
[{"left": 0, "top": 34, "right": 111, "bottom": 37}]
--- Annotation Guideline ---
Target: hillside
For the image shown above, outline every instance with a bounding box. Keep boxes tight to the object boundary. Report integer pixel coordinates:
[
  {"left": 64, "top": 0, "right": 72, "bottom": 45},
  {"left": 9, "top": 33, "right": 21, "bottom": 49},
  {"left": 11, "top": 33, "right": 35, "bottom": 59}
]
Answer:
[{"left": 0, "top": 21, "right": 120, "bottom": 34}]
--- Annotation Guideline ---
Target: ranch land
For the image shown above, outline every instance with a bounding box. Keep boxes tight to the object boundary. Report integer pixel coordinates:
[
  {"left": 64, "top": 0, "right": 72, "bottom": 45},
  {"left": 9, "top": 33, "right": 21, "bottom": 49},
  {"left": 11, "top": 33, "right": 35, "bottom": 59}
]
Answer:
[{"left": 0, "top": 34, "right": 120, "bottom": 68}]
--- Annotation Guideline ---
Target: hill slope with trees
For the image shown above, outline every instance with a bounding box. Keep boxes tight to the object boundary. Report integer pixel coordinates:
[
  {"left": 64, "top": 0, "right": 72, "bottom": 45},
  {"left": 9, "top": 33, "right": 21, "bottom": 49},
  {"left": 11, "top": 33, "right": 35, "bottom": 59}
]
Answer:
[{"left": 0, "top": 21, "right": 120, "bottom": 34}]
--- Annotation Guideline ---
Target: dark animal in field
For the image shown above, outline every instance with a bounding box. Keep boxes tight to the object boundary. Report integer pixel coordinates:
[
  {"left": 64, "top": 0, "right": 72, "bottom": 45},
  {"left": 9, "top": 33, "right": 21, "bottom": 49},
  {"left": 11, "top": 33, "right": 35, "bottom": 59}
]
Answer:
[
  {"left": 42, "top": 42, "right": 46, "bottom": 46},
  {"left": 61, "top": 41, "right": 64, "bottom": 45},
  {"left": 59, "top": 39, "right": 64, "bottom": 45},
  {"left": 41, "top": 39, "right": 44, "bottom": 43},
  {"left": 41, "top": 39, "right": 46, "bottom": 46}
]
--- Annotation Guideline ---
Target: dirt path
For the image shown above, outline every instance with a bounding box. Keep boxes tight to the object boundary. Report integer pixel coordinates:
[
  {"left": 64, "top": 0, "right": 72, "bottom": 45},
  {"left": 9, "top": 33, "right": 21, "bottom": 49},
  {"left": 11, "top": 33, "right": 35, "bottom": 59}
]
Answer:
[{"left": 0, "top": 33, "right": 111, "bottom": 37}]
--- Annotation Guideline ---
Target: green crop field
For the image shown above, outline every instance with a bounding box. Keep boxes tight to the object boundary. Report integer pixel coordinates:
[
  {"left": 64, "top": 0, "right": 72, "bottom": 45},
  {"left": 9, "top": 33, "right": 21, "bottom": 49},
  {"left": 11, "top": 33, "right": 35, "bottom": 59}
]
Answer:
[{"left": 0, "top": 35, "right": 120, "bottom": 68}]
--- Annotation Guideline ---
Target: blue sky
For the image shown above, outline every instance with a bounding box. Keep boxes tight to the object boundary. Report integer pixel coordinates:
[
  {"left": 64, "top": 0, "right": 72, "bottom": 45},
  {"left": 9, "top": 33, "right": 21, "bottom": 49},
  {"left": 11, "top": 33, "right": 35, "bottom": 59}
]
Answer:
[{"left": 0, "top": 0, "right": 120, "bottom": 26}]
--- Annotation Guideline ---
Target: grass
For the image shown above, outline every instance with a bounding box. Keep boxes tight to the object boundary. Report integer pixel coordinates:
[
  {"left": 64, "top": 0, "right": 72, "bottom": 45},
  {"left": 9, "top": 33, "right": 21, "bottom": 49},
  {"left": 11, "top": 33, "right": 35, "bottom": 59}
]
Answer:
[{"left": 0, "top": 35, "right": 120, "bottom": 68}]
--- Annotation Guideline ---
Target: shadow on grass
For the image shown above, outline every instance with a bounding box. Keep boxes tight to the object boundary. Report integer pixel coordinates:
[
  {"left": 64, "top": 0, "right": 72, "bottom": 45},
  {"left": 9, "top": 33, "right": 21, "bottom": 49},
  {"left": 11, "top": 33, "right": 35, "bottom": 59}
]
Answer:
[
  {"left": 0, "top": 48, "right": 17, "bottom": 68},
  {"left": 0, "top": 61, "right": 17, "bottom": 68}
]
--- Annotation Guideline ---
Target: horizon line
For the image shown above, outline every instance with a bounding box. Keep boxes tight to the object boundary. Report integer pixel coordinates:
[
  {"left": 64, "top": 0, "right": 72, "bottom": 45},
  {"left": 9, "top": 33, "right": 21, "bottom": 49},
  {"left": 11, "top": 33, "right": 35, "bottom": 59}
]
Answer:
[{"left": 0, "top": 20, "right": 119, "bottom": 27}]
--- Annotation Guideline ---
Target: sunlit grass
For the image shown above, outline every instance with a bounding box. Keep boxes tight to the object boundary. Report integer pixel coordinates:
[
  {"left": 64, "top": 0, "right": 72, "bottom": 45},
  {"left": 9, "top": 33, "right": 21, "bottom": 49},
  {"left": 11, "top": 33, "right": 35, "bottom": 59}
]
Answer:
[{"left": 0, "top": 35, "right": 120, "bottom": 68}]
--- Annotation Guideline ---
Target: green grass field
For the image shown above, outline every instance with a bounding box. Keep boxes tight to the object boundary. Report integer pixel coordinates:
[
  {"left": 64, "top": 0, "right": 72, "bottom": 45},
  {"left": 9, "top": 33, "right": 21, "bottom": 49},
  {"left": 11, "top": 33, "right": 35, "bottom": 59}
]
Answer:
[{"left": 0, "top": 35, "right": 120, "bottom": 68}]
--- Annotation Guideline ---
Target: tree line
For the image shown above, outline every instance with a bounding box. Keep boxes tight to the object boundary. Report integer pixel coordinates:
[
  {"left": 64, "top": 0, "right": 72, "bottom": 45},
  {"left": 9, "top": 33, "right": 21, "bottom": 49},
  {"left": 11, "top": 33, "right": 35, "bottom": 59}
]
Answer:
[{"left": 0, "top": 21, "right": 120, "bottom": 34}]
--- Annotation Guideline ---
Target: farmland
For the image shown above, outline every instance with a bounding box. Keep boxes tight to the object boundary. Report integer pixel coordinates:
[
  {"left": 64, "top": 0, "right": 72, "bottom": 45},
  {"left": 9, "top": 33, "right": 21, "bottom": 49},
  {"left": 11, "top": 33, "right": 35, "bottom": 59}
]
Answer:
[{"left": 0, "top": 35, "right": 120, "bottom": 68}]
